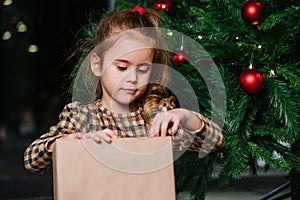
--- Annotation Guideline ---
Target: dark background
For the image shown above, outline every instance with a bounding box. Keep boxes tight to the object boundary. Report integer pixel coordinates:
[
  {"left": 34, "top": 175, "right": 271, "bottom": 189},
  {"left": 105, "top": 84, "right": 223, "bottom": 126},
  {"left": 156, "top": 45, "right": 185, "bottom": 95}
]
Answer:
[
  {"left": 1, "top": 0, "right": 108, "bottom": 135},
  {"left": 0, "top": 0, "right": 108, "bottom": 198}
]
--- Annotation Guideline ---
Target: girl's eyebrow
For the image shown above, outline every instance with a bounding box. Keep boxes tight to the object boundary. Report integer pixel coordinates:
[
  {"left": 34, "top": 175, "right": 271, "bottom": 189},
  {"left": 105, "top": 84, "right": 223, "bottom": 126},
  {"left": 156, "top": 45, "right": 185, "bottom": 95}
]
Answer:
[
  {"left": 138, "top": 63, "right": 152, "bottom": 67},
  {"left": 114, "top": 59, "right": 129, "bottom": 63},
  {"left": 114, "top": 59, "right": 152, "bottom": 67}
]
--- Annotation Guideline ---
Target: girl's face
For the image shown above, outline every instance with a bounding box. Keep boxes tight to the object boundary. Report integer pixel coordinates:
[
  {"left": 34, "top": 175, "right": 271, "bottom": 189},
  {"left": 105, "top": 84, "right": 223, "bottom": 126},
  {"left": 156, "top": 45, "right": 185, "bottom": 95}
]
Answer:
[{"left": 91, "top": 37, "right": 154, "bottom": 113}]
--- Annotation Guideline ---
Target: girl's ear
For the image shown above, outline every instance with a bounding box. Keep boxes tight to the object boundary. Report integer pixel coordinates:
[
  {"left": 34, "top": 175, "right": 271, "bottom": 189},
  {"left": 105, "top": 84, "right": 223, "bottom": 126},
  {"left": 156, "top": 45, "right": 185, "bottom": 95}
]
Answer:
[{"left": 90, "top": 53, "right": 102, "bottom": 77}]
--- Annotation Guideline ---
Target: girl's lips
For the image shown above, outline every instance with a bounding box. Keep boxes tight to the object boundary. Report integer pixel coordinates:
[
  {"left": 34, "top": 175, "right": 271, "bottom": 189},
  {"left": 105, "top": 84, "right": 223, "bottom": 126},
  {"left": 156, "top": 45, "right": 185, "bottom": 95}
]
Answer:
[{"left": 121, "top": 88, "right": 136, "bottom": 94}]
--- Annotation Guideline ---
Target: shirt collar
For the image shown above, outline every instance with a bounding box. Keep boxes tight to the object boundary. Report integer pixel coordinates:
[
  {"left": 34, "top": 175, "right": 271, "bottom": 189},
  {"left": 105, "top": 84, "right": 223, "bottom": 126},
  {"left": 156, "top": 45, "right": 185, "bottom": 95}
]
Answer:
[{"left": 94, "top": 99, "right": 143, "bottom": 118}]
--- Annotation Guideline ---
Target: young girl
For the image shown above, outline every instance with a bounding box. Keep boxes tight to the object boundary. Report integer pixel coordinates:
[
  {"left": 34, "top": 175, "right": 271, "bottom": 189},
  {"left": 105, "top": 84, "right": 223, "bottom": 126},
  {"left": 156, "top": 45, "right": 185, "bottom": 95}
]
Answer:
[{"left": 24, "top": 7, "right": 223, "bottom": 174}]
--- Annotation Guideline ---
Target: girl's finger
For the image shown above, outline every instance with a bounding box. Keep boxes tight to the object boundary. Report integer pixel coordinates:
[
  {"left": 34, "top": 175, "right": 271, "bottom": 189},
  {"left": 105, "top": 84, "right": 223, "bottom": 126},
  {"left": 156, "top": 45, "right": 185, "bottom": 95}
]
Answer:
[
  {"left": 67, "top": 132, "right": 82, "bottom": 139},
  {"left": 101, "top": 133, "right": 113, "bottom": 143},
  {"left": 149, "top": 113, "right": 165, "bottom": 136},
  {"left": 170, "top": 119, "right": 180, "bottom": 134},
  {"left": 160, "top": 117, "right": 173, "bottom": 137},
  {"left": 149, "top": 120, "right": 162, "bottom": 137},
  {"left": 91, "top": 134, "right": 102, "bottom": 143},
  {"left": 96, "top": 130, "right": 115, "bottom": 143},
  {"left": 102, "top": 129, "right": 117, "bottom": 138}
]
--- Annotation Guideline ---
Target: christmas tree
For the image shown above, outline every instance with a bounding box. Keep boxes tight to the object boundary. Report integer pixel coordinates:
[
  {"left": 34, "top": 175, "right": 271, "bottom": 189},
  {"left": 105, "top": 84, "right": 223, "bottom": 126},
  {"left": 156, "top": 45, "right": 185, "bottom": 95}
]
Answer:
[{"left": 77, "top": 0, "right": 300, "bottom": 199}]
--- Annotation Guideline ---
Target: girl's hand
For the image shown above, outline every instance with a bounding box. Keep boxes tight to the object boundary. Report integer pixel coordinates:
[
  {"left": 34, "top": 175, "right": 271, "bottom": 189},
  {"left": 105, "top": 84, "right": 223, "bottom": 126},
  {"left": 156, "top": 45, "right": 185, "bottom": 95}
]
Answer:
[
  {"left": 149, "top": 108, "right": 202, "bottom": 137},
  {"left": 149, "top": 108, "right": 186, "bottom": 137},
  {"left": 64, "top": 128, "right": 117, "bottom": 143},
  {"left": 48, "top": 129, "right": 117, "bottom": 151}
]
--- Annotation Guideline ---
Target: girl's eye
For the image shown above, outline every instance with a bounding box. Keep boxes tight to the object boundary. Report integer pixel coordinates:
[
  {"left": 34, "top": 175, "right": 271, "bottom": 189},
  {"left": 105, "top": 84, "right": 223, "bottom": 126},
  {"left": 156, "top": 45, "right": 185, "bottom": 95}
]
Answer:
[
  {"left": 117, "top": 66, "right": 127, "bottom": 71},
  {"left": 138, "top": 66, "right": 151, "bottom": 74}
]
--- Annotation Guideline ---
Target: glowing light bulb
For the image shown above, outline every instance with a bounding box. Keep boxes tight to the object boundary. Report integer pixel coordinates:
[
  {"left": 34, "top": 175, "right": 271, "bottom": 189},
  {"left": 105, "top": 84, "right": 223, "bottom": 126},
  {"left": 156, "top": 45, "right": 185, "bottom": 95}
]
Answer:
[
  {"left": 16, "top": 21, "right": 27, "bottom": 33},
  {"left": 2, "top": 31, "right": 12, "bottom": 40},
  {"left": 28, "top": 44, "right": 38, "bottom": 53},
  {"left": 3, "top": 0, "right": 13, "bottom": 6},
  {"left": 167, "top": 31, "right": 173, "bottom": 36}
]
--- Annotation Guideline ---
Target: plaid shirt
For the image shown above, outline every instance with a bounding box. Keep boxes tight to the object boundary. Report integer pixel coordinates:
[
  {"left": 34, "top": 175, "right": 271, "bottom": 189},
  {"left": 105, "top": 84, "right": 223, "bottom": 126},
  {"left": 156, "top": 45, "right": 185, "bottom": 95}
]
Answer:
[{"left": 24, "top": 99, "right": 223, "bottom": 174}]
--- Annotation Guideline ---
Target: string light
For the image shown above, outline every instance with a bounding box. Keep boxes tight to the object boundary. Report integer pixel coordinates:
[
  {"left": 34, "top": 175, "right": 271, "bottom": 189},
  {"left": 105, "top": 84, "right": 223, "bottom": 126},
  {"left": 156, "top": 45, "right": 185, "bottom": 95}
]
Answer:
[
  {"left": 2, "top": 31, "right": 12, "bottom": 40},
  {"left": 166, "top": 30, "right": 173, "bottom": 36},
  {"left": 3, "top": 0, "right": 13, "bottom": 6},
  {"left": 28, "top": 44, "right": 38, "bottom": 53},
  {"left": 16, "top": 21, "right": 27, "bottom": 33},
  {"left": 269, "top": 69, "right": 276, "bottom": 78}
]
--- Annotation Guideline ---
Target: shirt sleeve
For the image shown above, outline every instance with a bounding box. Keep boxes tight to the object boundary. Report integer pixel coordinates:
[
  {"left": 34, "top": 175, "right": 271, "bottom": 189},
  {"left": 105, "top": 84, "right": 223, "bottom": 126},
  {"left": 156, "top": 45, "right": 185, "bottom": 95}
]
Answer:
[
  {"left": 161, "top": 98, "right": 224, "bottom": 156},
  {"left": 171, "top": 112, "right": 223, "bottom": 156},
  {"left": 23, "top": 101, "right": 88, "bottom": 174}
]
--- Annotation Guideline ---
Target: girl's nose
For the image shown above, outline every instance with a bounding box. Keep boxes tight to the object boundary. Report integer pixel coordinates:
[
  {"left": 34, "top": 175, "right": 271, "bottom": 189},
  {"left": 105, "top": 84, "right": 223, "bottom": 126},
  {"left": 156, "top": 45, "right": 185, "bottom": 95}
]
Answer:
[{"left": 126, "top": 68, "right": 138, "bottom": 83}]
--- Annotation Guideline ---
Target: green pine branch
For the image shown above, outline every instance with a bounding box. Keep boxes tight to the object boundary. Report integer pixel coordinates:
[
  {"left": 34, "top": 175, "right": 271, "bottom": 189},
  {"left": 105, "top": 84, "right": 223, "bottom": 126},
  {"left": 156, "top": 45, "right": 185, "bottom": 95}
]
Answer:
[
  {"left": 275, "top": 62, "right": 300, "bottom": 92},
  {"left": 250, "top": 139, "right": 300, "bottom": 172},
  {"left": 258, "top": 6, "right": 300, "bottom": 31},
  {"left": 266, "top": 78, "right": 300, "bottom": 142}
]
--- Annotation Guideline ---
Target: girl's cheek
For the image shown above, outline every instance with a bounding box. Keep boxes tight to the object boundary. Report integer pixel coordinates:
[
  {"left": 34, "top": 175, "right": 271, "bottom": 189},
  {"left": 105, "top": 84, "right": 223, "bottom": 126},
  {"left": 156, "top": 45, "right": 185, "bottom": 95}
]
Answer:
[{"left": 141, "top": 73, "right": 151, "bottom": 81}]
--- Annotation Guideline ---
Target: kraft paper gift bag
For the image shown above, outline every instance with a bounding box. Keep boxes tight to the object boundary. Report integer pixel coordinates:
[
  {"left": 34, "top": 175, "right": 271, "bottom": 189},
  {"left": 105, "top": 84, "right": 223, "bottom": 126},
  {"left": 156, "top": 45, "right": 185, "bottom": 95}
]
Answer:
[{"left": 53, "top": 137, "right": 176, "bottom": 200}]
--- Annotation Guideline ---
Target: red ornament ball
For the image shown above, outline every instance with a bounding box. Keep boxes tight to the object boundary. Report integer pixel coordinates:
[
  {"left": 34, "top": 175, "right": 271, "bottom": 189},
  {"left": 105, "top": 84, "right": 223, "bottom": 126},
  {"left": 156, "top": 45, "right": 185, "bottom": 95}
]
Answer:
[
  {"left": 154, "top": 0, "right": 175, "bottom": 16},
  {"left": 239, "top": 68, "right": 265, "bottom": 94},
  {"left": 154, "top": 0, "right": 171, "bottom": 11},
  {"left": 241, "top": 0, "right": 265, "bottom": 25},
  {"left": 173, "top": 50, "right": 187, "bottom": 66}
]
